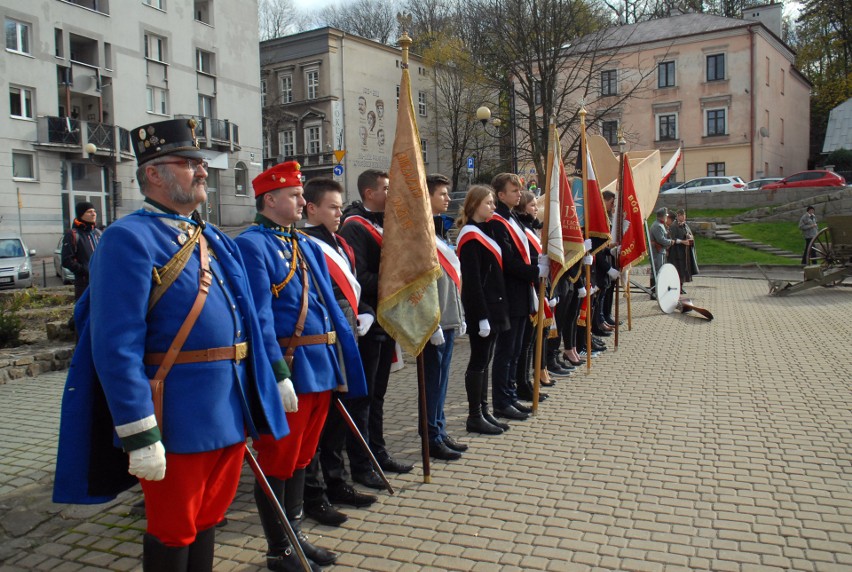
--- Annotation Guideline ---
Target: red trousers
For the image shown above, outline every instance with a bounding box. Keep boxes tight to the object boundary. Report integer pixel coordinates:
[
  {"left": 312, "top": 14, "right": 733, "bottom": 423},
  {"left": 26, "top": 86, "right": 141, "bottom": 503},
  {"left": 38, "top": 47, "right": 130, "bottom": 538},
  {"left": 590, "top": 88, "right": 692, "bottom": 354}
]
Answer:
[
  {"left": 140, "top": 441, "right": 244, "bottom": 546},
  {"left": 253, "top": 391, "right": 331, "bottom": 479}
]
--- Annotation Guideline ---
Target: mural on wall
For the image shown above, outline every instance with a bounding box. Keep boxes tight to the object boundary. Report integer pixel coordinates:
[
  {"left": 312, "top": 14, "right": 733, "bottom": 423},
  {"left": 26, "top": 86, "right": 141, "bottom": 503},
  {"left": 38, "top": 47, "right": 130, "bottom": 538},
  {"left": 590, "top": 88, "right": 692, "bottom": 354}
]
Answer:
[{"left": 350, "top": 88, "right": 391, "bottom": 171}]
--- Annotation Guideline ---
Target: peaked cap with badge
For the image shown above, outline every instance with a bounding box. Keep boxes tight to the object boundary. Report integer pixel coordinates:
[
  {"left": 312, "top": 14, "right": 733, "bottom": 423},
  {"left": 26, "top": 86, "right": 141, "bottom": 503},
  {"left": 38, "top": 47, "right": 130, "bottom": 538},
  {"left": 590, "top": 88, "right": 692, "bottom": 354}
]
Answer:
[
  {"left": 133, "top": 118, "right": 206, "bottom": 165},
  {"left": 252, "top": 161, "right": 303, "bottom": 197}
]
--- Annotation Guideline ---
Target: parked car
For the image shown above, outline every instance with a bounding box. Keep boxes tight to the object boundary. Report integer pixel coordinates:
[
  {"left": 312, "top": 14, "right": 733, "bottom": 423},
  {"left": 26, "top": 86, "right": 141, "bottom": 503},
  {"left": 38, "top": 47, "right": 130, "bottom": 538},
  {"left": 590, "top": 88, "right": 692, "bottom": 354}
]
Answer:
[
  {"left": 745, "top": 177, "right": 782, "bottom": 190},
  {"left": 760, "top": 170, "right": 846, "bottom": 191},
  {"left": 0, "top": 234, "right": 35, "bottom": 289},
  {"left": 53, "top": 237, "right": 75, "bottom": 284},
  {"left": 660, "top": 176, "right": 746, "bottom": 194}
]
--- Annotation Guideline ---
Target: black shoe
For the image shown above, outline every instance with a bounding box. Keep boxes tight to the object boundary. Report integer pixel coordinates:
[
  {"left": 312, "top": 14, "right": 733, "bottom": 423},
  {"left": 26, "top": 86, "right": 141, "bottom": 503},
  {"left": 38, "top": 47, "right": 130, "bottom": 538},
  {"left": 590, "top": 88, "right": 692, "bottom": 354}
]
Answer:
[
  {"left": 378, "top": 456, "right": 414, "bottom": 474},
  {"left": 429, "top": 441, "right": 462, "bottom": 461},
  {"left": 516, "top": 387, "right": 548, "bottom": 402},
  {"left": 304, "top": 500, "right": 348, "bottom": 527},
  {"left": 555, "top": 356, "right": 575, "bottom": 370},
  {"left": 443, "top": 434, "right": 468, "bottom": 452},
  {"left": 351, "top": 471, "right": 386, "bottom": 490},
  {"left": 295, "top": 528, "right": 338, "bottom": 567},
  {"left": 547, "top": 363, "right": 572, "bottom": 377},
  {"left": 512, "top": 400, "right": 532, "bottom": 413},
  {"left": 267, "top": 547, "right": 321, "bottom": 572},
  {"left": 482, "top": 407, "right": 510, "bottom": 431},
  {"left": 466, "top": 414, "right": 503, "bottom": 434},
  {"left": 327, "top": 483, "right": 378, "bottom": 507},
  {"left": 592, "top": 340, "right": 608, "bottom": 351},
  {"left": 591, "top": 328, "right": 612, "bottom": 337},
  {"left": 494, "top": 405, "right": 529, "bottom": 420}
]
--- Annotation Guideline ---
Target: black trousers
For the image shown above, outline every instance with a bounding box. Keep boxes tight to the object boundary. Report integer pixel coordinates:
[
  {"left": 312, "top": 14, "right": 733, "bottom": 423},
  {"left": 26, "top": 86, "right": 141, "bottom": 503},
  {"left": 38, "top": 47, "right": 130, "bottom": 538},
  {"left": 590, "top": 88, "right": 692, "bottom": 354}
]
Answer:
[
  {"left": 467, "top": 330, "right": 497, "bottom": 373},
  {"left": 491, "top": 315, "right": 527, "bottom": 409},
  {"left": 346, "top": 330, "right": 396, "bottom": 475},
  {"left": 562, "top": 289, "right": 582, "bottom": 350}
]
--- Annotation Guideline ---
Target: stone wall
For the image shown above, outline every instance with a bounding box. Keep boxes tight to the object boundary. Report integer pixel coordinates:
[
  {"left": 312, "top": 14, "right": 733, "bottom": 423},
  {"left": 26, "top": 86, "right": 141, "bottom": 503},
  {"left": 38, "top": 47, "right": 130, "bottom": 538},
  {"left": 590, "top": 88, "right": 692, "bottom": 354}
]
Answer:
[
  {"left": 0, "top": 346, "right": 73, "bottom": 383},
  {"left": 655, "top": 186, "right": 852, "bottom": 218}
]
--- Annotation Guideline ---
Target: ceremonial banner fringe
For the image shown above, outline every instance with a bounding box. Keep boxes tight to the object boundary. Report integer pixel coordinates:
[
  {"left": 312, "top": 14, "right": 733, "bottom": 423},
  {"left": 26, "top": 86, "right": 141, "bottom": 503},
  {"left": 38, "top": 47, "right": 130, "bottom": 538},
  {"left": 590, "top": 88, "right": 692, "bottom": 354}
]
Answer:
[
  {"left": 619, "top": 154, "right": 648, "bottom": 268},
  {"left": 376, "top": 55, "right": 441, "bottom": 357}
]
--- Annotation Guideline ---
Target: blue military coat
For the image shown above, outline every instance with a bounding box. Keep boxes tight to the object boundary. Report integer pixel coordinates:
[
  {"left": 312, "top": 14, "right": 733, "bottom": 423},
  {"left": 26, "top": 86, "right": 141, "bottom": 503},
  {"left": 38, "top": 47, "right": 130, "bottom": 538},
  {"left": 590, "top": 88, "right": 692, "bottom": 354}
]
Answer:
[
  {"left": 236, "top": 224, "right": 367, "bottom": 399},
  {"left": 53, "top": 207, "right": 289, "bottom": 504}
]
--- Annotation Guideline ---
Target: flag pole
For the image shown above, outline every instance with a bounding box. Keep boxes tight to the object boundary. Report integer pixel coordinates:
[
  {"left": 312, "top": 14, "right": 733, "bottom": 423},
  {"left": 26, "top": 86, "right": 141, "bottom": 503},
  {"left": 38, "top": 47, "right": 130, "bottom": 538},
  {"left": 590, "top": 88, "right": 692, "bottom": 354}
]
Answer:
[
  {"left": 613, "top": 132, "right": 626, "bottom": 350},
  {"left": 626, "top": 269, "right": 633, "bottom": 330},
  {"left": 532, "top": 120, "right": 556, "bottom": 415},
  {"left": 579, "top": 107, "right": 592, "bottom": 372}
]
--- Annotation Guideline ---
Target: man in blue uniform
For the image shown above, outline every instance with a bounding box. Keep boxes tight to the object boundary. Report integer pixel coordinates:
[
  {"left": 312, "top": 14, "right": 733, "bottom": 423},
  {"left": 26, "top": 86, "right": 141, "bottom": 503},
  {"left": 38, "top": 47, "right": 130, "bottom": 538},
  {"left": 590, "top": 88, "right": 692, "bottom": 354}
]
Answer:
[
  {"left": 237, "top": 161, "right": 367, "bottom": 572},
  {"left": 53, "top": 118, "right": 291, "bottom": 571}
]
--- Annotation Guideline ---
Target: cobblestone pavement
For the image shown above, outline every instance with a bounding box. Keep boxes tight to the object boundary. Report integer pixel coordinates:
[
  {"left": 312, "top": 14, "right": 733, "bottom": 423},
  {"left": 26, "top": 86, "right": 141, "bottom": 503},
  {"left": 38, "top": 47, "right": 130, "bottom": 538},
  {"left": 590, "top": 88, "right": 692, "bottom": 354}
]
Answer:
[{"left": 1, "top": 275, "right": 850, "bottom": 571}]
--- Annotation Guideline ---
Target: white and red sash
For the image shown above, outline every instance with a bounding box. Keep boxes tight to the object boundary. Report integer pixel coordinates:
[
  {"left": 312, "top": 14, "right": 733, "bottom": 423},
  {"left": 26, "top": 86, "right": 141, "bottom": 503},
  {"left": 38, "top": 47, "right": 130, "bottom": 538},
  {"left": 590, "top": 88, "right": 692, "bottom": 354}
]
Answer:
[
  {"left": 306, "top": 234, "right": 361, "bottom": 313},
  {"left": 435, "top": 237, "right": 461, "bottom": 291},
  {"left": 343, "top": 215, "right": 383, "bottom": 246},
  {"left": 525, "top": 228, "right": 542, "bottom": 255},
  {"left": 491, "top": 213, "right": 531, "bottom": 264},
  {"left": 456, "top": 225, "right": 503, "bottom": 269}
]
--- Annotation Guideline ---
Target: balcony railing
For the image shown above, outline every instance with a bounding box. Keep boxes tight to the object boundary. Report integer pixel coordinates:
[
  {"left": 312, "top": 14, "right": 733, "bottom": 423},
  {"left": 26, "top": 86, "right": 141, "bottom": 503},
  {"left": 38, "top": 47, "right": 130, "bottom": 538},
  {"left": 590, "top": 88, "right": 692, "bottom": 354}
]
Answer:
[
  {"left": 175, "top": 114, "right": 240, "bottom": 149},
  {"left": 37, "top": 116, "right": 131, "bottom": 157}
]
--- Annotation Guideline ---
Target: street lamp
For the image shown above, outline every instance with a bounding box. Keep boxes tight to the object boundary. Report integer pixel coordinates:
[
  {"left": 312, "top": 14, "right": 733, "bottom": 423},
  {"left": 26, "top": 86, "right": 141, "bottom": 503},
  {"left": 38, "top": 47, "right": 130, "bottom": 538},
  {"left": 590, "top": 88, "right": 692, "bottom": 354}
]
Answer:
[
  {"left": 84, "top": 142, "right": 118, "bottom": 223},
  {"left": 476, "top": 106, "right": 502, "bottom": 134},
  {"left": 475, "top": 105, "right": 517, "bottom": 174}
]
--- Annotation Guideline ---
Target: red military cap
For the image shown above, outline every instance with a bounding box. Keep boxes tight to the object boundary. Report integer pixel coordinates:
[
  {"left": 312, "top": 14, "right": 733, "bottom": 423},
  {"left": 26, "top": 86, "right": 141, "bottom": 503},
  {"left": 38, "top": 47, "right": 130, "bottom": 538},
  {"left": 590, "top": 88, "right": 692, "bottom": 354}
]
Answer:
[{"left": 252, "top": 161, "right": 303, "bottom": 198}]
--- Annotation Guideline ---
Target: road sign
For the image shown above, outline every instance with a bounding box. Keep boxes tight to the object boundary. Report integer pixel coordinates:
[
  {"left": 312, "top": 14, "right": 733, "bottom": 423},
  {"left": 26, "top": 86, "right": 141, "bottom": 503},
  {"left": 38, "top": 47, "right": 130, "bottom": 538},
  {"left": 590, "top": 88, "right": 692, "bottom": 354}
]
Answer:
[
  {"left": 333, "top": 165, "right": 344, "bottom": 176},
  {"left": 467, "top": 157, "right": 475, "bottom": 170},
  {"left": 334, "top": 150, "right": 346, "bottom": 164}
]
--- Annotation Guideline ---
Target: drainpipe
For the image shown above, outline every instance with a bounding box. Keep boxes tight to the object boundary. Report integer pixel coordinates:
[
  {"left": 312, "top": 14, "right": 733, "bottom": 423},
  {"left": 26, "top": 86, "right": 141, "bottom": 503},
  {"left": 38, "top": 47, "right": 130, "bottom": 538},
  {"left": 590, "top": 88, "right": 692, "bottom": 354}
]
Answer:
[{"left": 749, "top": 25, "right": 756, "bottom": 180}]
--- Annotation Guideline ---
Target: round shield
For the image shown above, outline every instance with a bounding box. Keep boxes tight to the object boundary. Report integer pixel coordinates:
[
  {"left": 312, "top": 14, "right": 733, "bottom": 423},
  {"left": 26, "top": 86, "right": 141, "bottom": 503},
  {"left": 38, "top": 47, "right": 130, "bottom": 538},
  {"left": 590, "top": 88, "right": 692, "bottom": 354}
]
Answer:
[{"left": 656, "top": 263, "right": 681, "bottom": 314}]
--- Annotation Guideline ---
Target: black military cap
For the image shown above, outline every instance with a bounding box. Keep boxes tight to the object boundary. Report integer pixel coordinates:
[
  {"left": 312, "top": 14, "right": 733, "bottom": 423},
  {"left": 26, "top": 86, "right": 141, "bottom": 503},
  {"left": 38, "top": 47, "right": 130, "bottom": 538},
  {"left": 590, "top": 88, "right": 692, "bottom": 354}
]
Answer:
[{"left": 132, "top": 118, "right": 205, "bottom": 165}]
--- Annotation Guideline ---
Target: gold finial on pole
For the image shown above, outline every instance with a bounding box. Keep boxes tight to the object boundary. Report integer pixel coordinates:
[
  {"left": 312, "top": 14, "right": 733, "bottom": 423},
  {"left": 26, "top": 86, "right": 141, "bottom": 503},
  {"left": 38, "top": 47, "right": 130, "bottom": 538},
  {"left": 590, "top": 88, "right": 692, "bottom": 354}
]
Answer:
[{"left": 396, "top": 12, "right": 413, "bottom": 67}]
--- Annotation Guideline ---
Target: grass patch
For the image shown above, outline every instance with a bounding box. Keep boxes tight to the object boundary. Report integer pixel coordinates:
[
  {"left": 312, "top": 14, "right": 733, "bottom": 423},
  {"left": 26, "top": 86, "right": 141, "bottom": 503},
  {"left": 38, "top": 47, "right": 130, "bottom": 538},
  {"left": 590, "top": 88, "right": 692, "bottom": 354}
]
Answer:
[
  {"left": 692, "top": 236, "right": 800, "bottom": 265},
  {"left": 732, "top": 221, "right": 827, "bottom": 254},
  {"left": 684, "top": 208, "right": 754, "bottom": 219}
]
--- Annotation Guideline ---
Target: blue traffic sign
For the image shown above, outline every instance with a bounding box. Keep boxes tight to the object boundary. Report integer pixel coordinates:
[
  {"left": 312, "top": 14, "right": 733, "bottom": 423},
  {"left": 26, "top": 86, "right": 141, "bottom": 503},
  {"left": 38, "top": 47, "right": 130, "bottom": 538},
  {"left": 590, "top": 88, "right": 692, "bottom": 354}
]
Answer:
[
  {"left": 467, "top": 157, "right": 475, "bottom": 169},
  {"left": 333, "top": 165, "right": 344, "bottom": 176}
]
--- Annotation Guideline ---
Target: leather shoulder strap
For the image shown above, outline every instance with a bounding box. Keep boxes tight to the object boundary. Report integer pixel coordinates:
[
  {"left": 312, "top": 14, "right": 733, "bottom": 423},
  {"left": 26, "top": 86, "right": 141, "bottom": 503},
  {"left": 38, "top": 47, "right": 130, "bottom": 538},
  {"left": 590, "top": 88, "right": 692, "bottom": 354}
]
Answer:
[{"left": 149, "top": 225, "right": 203, "bottom": 314}]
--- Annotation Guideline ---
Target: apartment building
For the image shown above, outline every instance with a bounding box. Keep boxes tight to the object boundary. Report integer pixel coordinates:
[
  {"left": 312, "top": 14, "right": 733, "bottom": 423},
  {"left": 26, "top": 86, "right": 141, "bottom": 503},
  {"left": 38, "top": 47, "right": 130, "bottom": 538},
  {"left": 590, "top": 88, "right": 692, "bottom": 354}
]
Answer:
[
  {"left": 1, "top": 0, "right": 263, "bottom": 254},
  {"left": 260, "top": 27, "right": 444, "bottom": 204}
]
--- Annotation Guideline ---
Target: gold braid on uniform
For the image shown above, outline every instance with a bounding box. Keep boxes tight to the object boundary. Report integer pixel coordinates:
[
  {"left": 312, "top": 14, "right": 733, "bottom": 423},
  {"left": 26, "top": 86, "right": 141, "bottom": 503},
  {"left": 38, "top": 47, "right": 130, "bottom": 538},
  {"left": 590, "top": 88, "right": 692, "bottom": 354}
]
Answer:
[
  {"left": 271, "top": 234, "right": 303, "bottom": 298},
  {"left": 148, "top": 224, "right": 204, "bottom": 313}
]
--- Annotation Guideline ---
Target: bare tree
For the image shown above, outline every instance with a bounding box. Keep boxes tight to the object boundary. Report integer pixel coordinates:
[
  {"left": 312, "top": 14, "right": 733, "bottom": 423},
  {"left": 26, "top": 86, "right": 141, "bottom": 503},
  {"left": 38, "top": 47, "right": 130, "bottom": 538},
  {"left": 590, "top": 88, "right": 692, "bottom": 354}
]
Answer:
[
  {"left": 318, "top": 0, "right": 400, "bottom": 44},
  {"left": 258, "top": 0, "right": 299, "bottom": 40}
]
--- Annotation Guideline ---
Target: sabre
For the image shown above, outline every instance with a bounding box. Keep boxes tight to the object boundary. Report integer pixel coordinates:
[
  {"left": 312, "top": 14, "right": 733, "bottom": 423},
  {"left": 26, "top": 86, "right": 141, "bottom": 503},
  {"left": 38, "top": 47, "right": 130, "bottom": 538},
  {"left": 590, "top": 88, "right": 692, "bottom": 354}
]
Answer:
[
  {"left": 243, "top": 445, "right": 312, "bottom": 572},
  {"left": 334, "top": 397, "right": 395, "bottom": 495}
]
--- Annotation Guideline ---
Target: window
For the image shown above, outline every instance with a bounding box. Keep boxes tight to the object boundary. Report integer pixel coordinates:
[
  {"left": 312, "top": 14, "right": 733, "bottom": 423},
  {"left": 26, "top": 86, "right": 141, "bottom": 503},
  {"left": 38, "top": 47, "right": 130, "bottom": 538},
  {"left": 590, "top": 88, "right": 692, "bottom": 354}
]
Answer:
[
  {"left": 706, "top": 108, "right": 726, "bottom": 136},
  {"left": 706, "top": 54, "right": 725, "bottom": 81},
  {"left": 196, "top": 49, "right": 214, "bottom": 74},
  {"left": 305, "top": 69, "right": 319, "bottom": 100},
  {"left": 707, "top": 162, "right": 725, "bottom": 176},
  {"left": 657, "top": 114, "right": 677, "bottom": 141},
  {"left": 780, "top": 117, "right": 784, "bottom": 144},
  {"left": 420, "top": 138, "right": 428, "bottom": 164},
  {"left": 55, "top": 28, "right": 64, "bottom": 58},
  {"left": 305, "top": 124, "right": 321, "bottom": 154},
  {"left": 658, "top": 61, "right": 675, "bottom": 88},
  {"left": 602, "top": 120, "right": 618, "bottom": 145},
  {"left": 146, "top": 86, "right": 168, "bottom": 115},
  {"left": 418, "top": 91, "right": 427, "bottom": 116},
  {"left": 261, "top": 79, "right": 267, "bottom": 107},
  {"left": 5, "top": 18, "right": 31, "bottom": 55},
  {"left": 144, "top": 0, "right": 164, "bottom": 9},
  {"left": 534, "top": 81, "right": 542, "bottom": 105},
  {"left": 9, "top": 86, "right": 34, "bottom": 119},
  {"left": 199, "top": 94, "right": 214, "bottom": 118},
  {"left": 12, "top": 151, "right": 35, "bottom": 180},
  {"left": 279, "top": 75, "right": 292, "bottom": 103},
  {"left": 144, "top": 33, "right": 166, "bottom": 62},
  {"left": 601, "top": 70, "right": 617, "bottom": 96},
  {"left": 278, "top": 129, "right": 295, "bottom": 158},
  {"left": 396, "top": 85, "right": 400, "bottom": 109},
  {"left": 780, "top": 68, "right": 785, "bottom": 94},
  {"left": 765, "top": 56, "right": 770, "bottom": 86},
  {"left": 235, "top": 161, "right": 248, "bottom": 196},
  {"left": 195, "top": 0, "right": 212, "bottom": 25}
]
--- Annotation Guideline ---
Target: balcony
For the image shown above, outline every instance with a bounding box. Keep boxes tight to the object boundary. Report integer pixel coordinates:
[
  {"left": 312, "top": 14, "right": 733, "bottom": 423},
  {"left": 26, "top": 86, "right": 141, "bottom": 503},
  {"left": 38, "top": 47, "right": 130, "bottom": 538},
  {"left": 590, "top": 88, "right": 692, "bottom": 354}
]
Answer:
[
  {"left": 35, "top": 116, "right": 132, "bottom": 158},
  {"left": 175, "top": 115, "right": 241, "bottom": 151}
]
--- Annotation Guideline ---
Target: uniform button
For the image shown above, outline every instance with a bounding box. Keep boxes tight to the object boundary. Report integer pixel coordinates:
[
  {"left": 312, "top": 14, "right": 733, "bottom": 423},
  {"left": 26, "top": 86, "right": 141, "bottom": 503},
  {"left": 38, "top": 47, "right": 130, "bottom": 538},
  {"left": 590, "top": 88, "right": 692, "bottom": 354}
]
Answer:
[
  {"left": 219, "top": 279, "right": 224, "bottom": 285},
  {"left": 237, "top": 330, "right": 242, "bottom": 337},
  {"left": 231, "top": 304, "right": 236, "bottom": 310}
]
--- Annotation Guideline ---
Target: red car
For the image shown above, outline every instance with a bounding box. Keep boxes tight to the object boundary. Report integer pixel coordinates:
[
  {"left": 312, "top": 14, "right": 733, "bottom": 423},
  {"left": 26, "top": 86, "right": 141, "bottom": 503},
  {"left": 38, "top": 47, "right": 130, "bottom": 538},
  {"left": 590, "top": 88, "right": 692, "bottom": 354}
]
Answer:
[{"left": 761, "top": 170, "right": 846, "bottom": 190}]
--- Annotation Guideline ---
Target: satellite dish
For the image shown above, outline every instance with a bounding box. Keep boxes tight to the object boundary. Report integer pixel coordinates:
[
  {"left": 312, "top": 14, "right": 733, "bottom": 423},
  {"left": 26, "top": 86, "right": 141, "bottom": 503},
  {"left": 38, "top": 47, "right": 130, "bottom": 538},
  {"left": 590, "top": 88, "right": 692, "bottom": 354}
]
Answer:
[
  {"left": 656, "top": 264, "right": 681, "bottom": 314},
  {"left": 759, "top": 127, "right": 769, "bottom": 138}
]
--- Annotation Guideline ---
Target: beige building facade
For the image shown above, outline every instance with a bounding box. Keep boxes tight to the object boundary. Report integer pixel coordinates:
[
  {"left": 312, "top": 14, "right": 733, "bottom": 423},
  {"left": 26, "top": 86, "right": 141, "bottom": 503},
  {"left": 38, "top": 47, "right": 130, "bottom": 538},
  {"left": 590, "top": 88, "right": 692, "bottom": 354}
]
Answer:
[
  {"left": 1, "top": 0, "right": 263, "bottom": 254},
  {"left": 540, "top": 9, "right": 810, "bottom": 185},
  {"left": 260, "top": 28, "right": 445, "bottom": 204}
]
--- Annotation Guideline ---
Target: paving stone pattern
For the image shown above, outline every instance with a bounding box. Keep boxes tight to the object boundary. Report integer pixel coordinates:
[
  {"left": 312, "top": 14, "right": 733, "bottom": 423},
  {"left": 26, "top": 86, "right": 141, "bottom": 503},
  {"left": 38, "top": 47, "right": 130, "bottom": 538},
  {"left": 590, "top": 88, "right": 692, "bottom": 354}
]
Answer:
[{"left": 0, "top": 276, "right": 850, "bottom": 571}]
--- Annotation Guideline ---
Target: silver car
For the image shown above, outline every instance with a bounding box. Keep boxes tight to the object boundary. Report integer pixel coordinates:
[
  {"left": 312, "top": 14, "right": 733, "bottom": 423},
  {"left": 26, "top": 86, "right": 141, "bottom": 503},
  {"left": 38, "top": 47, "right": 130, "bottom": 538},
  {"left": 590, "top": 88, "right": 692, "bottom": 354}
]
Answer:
[
  {"left": 661, "top": 176, "right": 746, "bottom": 194},
  {"left": 0, "top": 235, "right": 35, "bottom": 289},
  {"left": 53, "top": 237, "right": 75, "bottom": 284}
]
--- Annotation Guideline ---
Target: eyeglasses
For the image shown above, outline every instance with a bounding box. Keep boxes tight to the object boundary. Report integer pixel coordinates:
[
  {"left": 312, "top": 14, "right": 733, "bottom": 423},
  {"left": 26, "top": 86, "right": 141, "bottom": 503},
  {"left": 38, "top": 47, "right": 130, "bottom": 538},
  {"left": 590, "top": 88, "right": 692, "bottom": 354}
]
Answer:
[{"left": 155, "top": 158, "right": 209, "bottom": 173}]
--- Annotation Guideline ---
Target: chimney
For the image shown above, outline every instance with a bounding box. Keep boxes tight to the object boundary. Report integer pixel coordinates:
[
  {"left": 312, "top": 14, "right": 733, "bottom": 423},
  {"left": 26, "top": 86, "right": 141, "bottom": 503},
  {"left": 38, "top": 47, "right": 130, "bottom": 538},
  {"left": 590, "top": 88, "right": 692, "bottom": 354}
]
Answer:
[{"left": 743, "top": 3, "right": 783, "bottom": 38}]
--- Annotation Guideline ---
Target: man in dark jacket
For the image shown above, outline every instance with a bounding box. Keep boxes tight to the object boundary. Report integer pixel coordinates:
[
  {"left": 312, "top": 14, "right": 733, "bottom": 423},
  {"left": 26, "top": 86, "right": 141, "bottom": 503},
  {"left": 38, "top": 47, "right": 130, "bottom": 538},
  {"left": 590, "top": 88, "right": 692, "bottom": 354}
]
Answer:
[{"left": 61, "top": 201, "right": 102, "bottom": 300}]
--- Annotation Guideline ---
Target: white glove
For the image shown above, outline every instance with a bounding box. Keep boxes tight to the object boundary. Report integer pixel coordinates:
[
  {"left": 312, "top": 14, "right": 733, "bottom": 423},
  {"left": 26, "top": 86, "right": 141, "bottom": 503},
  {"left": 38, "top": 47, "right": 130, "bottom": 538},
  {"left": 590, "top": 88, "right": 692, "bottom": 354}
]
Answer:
[
  {"left": 590, "top": 285, "right": 599, "bottom": 296},
  {"left": 537, "top": 257, "right": 550, "bottom": 278},
  {"left": 128, "top": 441, "right": 166, "bottom": 481},
  {"left": 430, "top": 328, "right": 445, "bottom": 346},
  {"left": 577, "top": 286, "right": 587, "bottom": 298},
  {"left": 610, "top": 245, "right": 620, "bottom": 258},
  {"left": 675, "top": 239, "right": 682, "bottom": 245},
  {"left": 607, "top": 267, "right": 620, "bottom": 280},
  {"left": 277, "top": 378, "right": 299, "bottom": 413},
  {"left": 547, "top": 297, "right": 559, "bottom": 308},
  {"left": 355, "top": 313, "right": 374, "bottom": 336},
  {"left": 478, "top": 319, "right": 491, "bottom": 338},
  {"left": 459, "top": 322, "right": 467, "bottom": 336},
  {"left": 583, "top": 239, "right": 593, "bottom": 252},
  {"left": 583, "top": 254, "right": 593, "bottom": 266}
]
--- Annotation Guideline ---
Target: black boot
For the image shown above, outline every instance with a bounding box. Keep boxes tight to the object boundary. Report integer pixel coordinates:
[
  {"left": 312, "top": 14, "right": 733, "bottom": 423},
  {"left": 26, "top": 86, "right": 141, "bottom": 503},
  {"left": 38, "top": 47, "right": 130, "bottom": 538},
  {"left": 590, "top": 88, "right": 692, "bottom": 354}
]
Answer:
[
  {"left": 143, "top": 533, "right": 189, "bottom": 572},
  {"left": 254, "top": 477, "right": 320, "bottom": 572},
  {"left": 187, "top": 526, "right": 215, "bottom": 572},
  {"left": 284, "top": 468, "right": 338, "bottom": 567},
  {"left": 465, "top": 371, "right": 502, "bottom": 434},
  {"left": 480, "top": 370, "right": 510, "bottom": 430}
]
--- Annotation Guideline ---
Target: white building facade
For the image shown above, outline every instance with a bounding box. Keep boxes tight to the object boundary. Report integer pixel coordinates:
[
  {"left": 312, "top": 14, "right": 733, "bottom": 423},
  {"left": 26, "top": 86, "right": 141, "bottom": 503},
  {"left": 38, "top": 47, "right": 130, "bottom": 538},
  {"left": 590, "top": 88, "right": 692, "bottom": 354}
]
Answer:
[{"left": 1, "top": 0, "right": 263, "bottom": 254}]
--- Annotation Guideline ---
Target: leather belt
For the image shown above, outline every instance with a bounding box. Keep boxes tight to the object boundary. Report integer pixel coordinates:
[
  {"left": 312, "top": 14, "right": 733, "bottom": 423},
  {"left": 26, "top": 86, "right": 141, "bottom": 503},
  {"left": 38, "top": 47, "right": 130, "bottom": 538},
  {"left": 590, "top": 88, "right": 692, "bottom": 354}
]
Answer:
[
  {"left": 278, "top": 331, "right": 337, "bottom": 347},
  {"left": 145, "top": 341, "right": 249, "bottom": 366}
]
